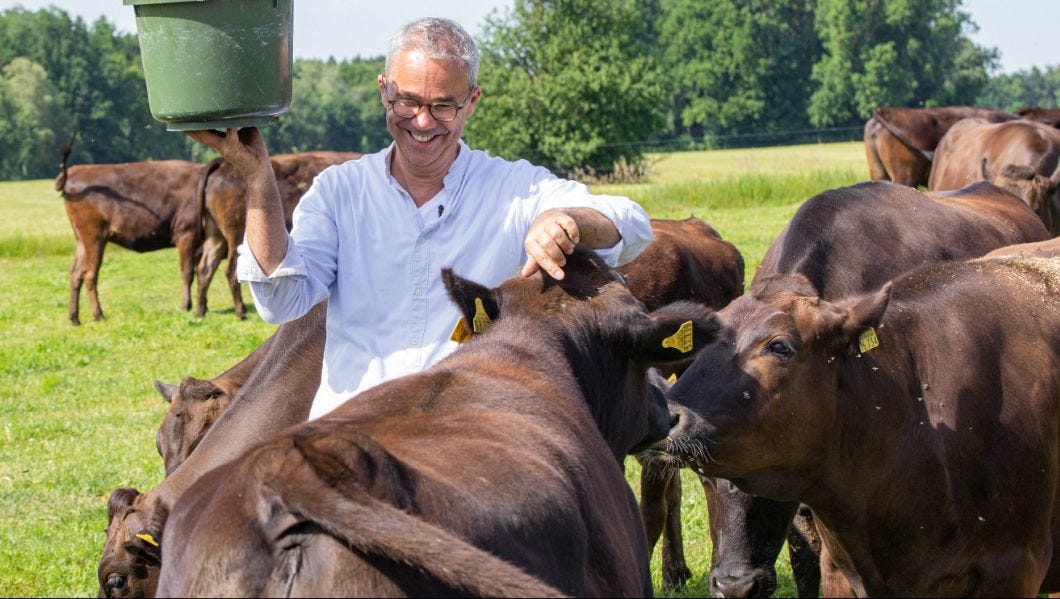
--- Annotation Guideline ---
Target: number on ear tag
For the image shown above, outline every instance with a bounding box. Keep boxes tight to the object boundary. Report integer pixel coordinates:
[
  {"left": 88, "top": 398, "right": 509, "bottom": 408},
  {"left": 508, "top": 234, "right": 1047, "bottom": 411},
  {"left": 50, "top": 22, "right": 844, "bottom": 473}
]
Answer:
[
  {"left": 858, "top": 327, "right": 880, "bottom": 353},
  {"left": 661, "top": 320, "right": 694, "bottom": 354},
  {"left": 450, "top": 317, "right": 472, "bottom": 344},
  {"left": 472, "top": 297, "right": 493, "bottom": 333}
]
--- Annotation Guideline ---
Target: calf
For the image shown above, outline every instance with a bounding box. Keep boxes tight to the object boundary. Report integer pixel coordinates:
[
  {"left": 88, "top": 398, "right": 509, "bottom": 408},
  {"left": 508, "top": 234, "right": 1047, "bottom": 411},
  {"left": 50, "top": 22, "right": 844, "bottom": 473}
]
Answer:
[
  {"left": 195, "top": 151, "right": 362, "bottom": 318},
  {"left": 98, "top": 303, "right": 325, "bottom": 598},
  {"left": 701, "top": 179, "right": 1050, "bottom": 597},
  {"left": 619, "top": 217, "right": 748, "bottom": 589},
  {"left": 863, "top": 106, "right": 1016, "bottom": 187},
  {"left": 663, "top": 256, "right": 1060, "bottom": 596},
  {"left": 56, "top": 138, "right": 205, "bottom": 325},
  {"left": 156, "top": 248, "right": 719, "bottom": 596},
  {"left": 929, "top": 117, "right": 1060, "bottom": 234}
]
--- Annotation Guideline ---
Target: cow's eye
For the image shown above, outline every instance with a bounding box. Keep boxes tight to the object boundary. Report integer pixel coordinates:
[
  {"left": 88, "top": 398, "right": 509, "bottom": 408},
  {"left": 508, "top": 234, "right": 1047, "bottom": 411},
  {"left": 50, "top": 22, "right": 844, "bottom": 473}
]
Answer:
[
  {"left": 766, "top": 340, "right": 795, "bottom": 359},
  {"left": 106, "top": 573, "right": 127, "bottom": 593}
]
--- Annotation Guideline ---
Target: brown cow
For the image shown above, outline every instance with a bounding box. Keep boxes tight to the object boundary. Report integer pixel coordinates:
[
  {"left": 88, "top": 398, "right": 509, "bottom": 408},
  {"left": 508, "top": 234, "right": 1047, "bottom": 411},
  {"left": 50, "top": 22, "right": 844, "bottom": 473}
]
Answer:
[
  {"left": 620, "top": 217, "right": 747, "bottom": 590},
  {"left": 985, "top": 236, "right": 1060, "bottom": 259},
  {"left": 863, "top": 106, "right": 1016, "bottom": 187},
  {"left": 155, "top": 247, "right": 720, "bottom": 596},
  {"left": 98, "top": 303, "right": 326, "bottom": 598},
  {"left": 1019, "top": 106, "right": 1060, "bottom": 129},
  {"left": 56, "top": 138, "right": 206, "bottom": 325},
  {"left": 929, "top": 117, "right": 1060, "bottom": 234},
  {"left": 663, "top": 256, "right": 1060, "bottom": 596},
  {"left": 195, "top": 151, "right": 362, "bottom": 319},
  {"left": 152, "top": 325, "right": 281, "bottom": 476},
  {"left": 694, "top": 179, "right": 1051, "bottom": 597}
]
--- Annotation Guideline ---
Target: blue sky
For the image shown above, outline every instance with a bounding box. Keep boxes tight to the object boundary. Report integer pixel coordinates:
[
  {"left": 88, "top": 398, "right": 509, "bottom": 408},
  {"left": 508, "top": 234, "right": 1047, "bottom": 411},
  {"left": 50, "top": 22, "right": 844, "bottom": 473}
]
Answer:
[{"left": 5, "top": 1, "right": 1058, "bottom": 74}]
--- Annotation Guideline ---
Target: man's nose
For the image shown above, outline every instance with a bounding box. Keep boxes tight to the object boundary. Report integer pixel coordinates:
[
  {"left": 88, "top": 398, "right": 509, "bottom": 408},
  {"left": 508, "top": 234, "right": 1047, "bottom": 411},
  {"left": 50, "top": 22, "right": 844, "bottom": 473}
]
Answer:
[{"left": 411, "top": 107, "right": 437, "bottom": 129}]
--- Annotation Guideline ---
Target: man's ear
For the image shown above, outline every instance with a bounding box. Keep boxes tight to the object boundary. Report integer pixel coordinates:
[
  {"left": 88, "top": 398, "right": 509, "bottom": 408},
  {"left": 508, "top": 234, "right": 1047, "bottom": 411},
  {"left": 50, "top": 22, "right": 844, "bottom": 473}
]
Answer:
[
  {"left": 631, "top": 301, "right": 721, "bottom": 366},
  {"left": 442, "top": 269, "right": 500, "bottom": 335}
]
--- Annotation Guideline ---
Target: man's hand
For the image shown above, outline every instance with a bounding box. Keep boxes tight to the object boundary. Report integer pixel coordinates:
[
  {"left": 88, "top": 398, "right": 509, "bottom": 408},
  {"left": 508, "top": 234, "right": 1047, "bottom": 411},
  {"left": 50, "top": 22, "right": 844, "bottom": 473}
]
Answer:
[
  {"left": 185, "top": 127, "right": 270, "bottom": 178},
  {"left": 521, "top": 209, "right": 581, "bottom": 280}
]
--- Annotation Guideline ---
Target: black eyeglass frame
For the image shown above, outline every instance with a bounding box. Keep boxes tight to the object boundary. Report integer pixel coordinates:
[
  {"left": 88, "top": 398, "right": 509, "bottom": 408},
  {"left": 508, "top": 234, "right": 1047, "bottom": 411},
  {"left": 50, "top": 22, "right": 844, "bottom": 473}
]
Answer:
[{"left": 382, "top": 79, "right": 477, "bottom": 123}]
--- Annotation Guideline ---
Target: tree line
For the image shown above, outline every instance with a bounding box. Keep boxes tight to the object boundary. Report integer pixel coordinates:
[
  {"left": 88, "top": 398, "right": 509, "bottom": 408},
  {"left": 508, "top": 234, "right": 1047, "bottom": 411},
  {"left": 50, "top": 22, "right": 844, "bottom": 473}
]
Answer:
[{"left": 0, "top": 1, "right": 1055, "bottom": 181}]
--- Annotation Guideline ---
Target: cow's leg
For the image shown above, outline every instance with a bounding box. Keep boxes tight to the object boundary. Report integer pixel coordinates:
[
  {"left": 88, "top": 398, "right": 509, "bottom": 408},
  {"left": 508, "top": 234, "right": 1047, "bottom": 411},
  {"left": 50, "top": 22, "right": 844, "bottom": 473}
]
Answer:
[
  {"left": 225, "top": 242, "right": 246, "bottom": 320},
  {"left": 638, "top": 458, "right": 692, "bottom": 589},
  {"left": 69, "top": 240, "right": 86, "bottom": 326},
  {"left": 786, "top": 504, "right": 822, "bottom": 598},
  {"left": 195, "top": 233, "right": 226, "bottom": 318},
  {"left": 703, "top": 474, "right": 798, "bottom": 598},
  {"left": 83, "top": 235, "right": 106, "bottom": 322},
  {"left": 176, "top": 235, "right": 198, "bottom": 312}
]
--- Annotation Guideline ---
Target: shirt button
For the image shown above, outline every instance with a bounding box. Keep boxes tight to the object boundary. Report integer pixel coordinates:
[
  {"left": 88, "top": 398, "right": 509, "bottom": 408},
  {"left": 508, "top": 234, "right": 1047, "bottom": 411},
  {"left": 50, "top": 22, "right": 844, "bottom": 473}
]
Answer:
[
  {"left": 414, "top": 288, "right": 424, "bottom": 296},
  {"left": 416, "top": 237, "right": 426, "bottom": 245}
]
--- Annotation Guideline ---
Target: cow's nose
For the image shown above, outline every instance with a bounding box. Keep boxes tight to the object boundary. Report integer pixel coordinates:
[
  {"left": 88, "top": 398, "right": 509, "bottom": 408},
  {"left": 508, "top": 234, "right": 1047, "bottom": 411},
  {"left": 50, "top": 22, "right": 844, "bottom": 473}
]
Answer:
[
  {"left": 105, "top": 573, "right": 127, "bottom": 596},
  {"left": 711, "top": 572, "right": 757, "bottom": 598}
]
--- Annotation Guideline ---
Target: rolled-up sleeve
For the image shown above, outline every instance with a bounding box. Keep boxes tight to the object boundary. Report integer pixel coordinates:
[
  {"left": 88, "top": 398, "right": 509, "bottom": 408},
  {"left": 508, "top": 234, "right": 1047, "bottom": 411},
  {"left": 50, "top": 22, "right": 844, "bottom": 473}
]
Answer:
[
  {"left": 235, "top": 179, "right": 337, "bottom": 324},
  {"left": 532, "top": 177, "right": 652, "bottom": 266}
]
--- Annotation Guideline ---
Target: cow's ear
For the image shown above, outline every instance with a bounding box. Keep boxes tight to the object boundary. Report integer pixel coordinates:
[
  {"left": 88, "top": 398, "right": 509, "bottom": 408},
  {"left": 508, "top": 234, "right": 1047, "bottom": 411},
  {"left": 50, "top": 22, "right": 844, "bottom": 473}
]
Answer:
[
  {"left": 106, "top": 487, "right": 140, "bottom": 521},
  {"left": 834, "top": 283, "right": 891, "bottom": 347},
  {"left": 154, "top": 380, "right": 177, "bottom": 404},
  {"left": 441, "top": 269, "right": 500, "bottom": 335},
  {"left": 631, "top": 301, "right": 721, "bottom": 366}
]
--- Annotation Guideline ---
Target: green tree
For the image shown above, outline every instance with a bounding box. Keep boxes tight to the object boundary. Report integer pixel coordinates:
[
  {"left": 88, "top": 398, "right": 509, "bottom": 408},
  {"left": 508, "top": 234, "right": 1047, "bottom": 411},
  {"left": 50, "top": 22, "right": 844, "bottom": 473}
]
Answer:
[
  {"left": 808, "top": 0, "right": 996, "bottom": 126},
  {"left": 466, "top": 0, "right": 667, "bottom": 175},
  {"left": 659, "top": 0, "right": 819, "bottom": 141},
  {"left": 977, "top": 65, "right": 1060, "bottom": 111},
  {"left": 0, "top": 57, "right": 74, "bottom": 178}
]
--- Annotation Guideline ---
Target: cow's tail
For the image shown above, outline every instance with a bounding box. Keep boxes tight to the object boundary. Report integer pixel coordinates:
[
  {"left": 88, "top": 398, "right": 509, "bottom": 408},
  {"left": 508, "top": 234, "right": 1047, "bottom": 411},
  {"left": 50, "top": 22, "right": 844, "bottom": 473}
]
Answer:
[
  {"left": 277, "top": 433, "right": 568, "bottom": 598},
  {"left": 195, "top": 156, "right": 225, "bottom": 253},
  {"left": 55, "top": 129, "right": 78, "bottom": 193},
  {"left": 871, "top": 108, "right": 933, "bottom": 162},
  {"left": 863, "top": 116, "right": 889, "bottom": 180}
]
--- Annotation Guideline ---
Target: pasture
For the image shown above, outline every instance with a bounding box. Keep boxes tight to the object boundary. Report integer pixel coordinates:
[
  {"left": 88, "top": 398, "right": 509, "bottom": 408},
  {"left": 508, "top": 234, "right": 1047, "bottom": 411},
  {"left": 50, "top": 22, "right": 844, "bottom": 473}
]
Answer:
[{"left": 0, "top": 142, "right": 865, "bottom": 597}]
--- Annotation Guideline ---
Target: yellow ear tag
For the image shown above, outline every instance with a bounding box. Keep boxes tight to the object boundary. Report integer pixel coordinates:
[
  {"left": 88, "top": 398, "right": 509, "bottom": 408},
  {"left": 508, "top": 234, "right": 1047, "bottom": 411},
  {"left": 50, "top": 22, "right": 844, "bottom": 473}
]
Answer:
[
  {"left": 135, "top": 533, "right": 159, "bottom": 547},
  {"left": 661, "top": 320, "right": 694, "bottom": 354},
  {"left": 667, "top": 373, "right": 678, "bottom": 383},
  {"left": 858, "top": 327, "right": 880, "bottom": 353},
  {"left": 450, "top": 317, "right": 472, "bottom": 344},
  {"left": 472, "top": 297, "right": 492, "bottom": 333}
]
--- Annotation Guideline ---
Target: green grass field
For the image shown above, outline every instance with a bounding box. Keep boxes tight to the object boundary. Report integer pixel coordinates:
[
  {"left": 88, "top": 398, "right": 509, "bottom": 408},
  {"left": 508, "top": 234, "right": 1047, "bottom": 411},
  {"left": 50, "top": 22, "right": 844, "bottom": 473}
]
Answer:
[{"left": 0, "top": 142, "right": 866, "bottom": 597}]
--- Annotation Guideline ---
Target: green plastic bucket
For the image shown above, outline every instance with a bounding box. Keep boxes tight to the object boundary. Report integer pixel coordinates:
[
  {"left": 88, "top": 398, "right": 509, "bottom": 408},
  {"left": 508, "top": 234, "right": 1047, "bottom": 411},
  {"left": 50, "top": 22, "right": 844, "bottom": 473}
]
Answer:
[{"left": 125, "top": 0, "right": 293, "bottom": 131}]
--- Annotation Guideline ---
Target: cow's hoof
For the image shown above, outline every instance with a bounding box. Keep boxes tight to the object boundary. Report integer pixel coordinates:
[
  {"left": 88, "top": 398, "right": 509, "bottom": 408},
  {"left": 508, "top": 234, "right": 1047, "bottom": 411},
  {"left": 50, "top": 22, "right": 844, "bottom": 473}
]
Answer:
[{"left": 662, "top": 564, "right": 693, "bottom": 590}]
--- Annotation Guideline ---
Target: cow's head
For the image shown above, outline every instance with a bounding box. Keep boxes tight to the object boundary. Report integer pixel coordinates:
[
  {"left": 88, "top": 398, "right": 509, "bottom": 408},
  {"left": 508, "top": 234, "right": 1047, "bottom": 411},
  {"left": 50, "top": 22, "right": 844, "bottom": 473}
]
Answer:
[
  {"left": 662, "top": 274, "right": 890, "bottom": 492},
  {"left": 154, "top": 377, "right": 233, "bottom": 476},
  {"left": 443, "top": 246, "right": 721, "bottom": 460},
  {"left": 98, "top": 488, "right": 166, "bottom": 598},
  {"left": 982, "top": 157, "right": 1060, "bottom": 226}
]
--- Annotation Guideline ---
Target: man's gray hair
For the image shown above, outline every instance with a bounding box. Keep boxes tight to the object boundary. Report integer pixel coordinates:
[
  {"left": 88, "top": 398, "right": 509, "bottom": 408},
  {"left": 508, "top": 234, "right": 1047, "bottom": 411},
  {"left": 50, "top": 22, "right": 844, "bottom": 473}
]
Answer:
[{"left": 385, "top": 17, "right": 480, "bottom": 88}]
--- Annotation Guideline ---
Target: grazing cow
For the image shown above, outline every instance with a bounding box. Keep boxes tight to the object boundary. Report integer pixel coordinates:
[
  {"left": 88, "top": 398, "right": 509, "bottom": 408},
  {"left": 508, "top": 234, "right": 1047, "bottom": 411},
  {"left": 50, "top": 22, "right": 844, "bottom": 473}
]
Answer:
[
  {"left": 929, "top": 117, "right": 1060, "bottom": 234},
  {"left": 155, "top": 247, "right": 720, "bottom": 597},
  {"left": 98, "top": 303, "right": 326, "bottom": 599},
  {"left": 1019, "top": 106, "right": 1060, "bottom": 129},
  {"left": 863, "top": 106, "right": 1016, "bottom": 187},
  {"left": 693, "top": 179, "right": 1051, "bottom": 598},
  {"left": 663, "top": 256, "right": 1060, "bottom": 596},
  {"left": 195, "top": 151, "right": 362, "bottom": 319},
  {"left": 985, "top": 236, "right": 1060, "bottom": 259},
  {"left": 55, "top": 136, "right": 206, "bottom": 325}
]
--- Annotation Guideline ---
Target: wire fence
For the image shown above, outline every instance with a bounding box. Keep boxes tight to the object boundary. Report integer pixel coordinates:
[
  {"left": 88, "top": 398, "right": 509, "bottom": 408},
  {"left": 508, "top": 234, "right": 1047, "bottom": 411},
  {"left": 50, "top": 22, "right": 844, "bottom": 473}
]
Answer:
[{"left": 600, "top": 125, "right": 865, "bottom": 153}]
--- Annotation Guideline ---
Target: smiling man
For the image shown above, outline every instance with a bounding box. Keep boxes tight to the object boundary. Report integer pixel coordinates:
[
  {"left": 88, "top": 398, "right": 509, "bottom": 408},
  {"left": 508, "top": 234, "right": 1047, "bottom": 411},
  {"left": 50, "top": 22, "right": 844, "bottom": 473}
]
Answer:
[{"left": 188, "top": 17, "right": 652, "bottom": 419}]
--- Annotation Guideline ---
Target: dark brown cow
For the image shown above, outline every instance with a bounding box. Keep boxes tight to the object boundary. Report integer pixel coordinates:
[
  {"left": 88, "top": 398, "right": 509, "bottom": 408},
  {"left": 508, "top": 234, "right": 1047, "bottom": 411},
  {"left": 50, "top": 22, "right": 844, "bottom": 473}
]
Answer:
[
  {"left": 929, "top": 117, "right": 1060, "bottom": 234},
  {"left": 195, "top": 150, "right": 362, "bottom": 319},
  {"left": 1019, "top": 106, "right": 1060, "bottom": 129},
  {"left": 985, "top": 236, "right": 1060, "bottom": 259},
  {"left": 663, "top": 256, "right": 1060, "bottom": 596},
  {"left": 98, "top": 303, "right": 326, "bottom": 598},
  {"left": 56, "top": 139, "right": 206, "bottom": 325},
  {"left": 696, "top": 179, "right": 1051, "bottom": 597},
  {"left": 863, "top": 106, "right": 1016, "bottom": 187},
  {"left": 619, "top": 217, "right": 748, "bottom": 590},
  {"left": 152, "top": 327, "right": 280, "bottom": 476},
  {"left": 155, "top": 247, "right": 719, "bottom": 597}
]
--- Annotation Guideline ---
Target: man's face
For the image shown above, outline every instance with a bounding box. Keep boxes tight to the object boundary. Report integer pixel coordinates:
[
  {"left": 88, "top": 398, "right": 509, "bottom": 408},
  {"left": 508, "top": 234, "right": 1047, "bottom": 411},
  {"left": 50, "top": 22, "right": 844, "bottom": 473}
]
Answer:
[{"left": 379, "top": 49, "right": 480, "bottom": 174}]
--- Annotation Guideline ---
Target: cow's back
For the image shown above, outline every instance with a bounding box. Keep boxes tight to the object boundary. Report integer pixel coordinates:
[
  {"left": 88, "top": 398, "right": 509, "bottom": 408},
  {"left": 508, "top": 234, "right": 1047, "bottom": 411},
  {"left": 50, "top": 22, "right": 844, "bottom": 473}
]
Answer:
[
  {"left": 755, "top": 180, "right": 1049, "bottom": 298},
  {"left": 929, "top": 118, "right": 1060, "bottom": 190}
]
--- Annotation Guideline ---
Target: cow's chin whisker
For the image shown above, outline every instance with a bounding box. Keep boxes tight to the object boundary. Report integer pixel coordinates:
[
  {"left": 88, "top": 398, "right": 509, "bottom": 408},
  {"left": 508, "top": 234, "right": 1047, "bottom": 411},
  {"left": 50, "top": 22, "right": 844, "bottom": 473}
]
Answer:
[
  {"left": 663, "top": 435, "right": 719, "bottom": 470},
  {"left": 635, "top": 450, "right": 683, "bottom": 480}
]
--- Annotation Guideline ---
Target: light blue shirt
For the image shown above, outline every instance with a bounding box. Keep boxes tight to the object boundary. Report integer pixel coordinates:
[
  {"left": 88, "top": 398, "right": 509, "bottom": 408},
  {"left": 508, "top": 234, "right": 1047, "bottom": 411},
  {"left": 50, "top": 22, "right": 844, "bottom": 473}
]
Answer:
[{"left": 237, "top": 141, "right": 652, "bottom": 418}]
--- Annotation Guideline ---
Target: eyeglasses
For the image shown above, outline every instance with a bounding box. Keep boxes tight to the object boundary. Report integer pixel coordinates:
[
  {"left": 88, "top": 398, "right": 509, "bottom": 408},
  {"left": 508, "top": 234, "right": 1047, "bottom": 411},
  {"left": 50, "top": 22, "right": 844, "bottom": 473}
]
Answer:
[{"left": 383, "top": 82, "right": 476, "bottom": 123}]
